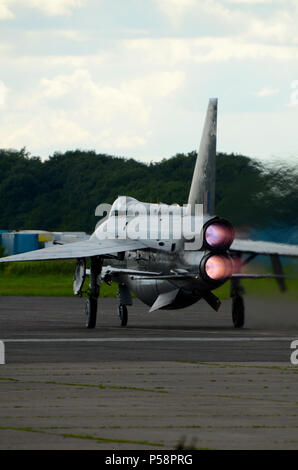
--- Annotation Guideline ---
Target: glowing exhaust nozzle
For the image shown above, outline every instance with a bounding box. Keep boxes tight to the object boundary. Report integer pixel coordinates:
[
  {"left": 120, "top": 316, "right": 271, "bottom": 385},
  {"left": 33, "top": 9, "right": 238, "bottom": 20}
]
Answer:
[
  {"left": 204, "top": 221, "right": 234, "bottom": 250},
  {"left": 204, "top": 255, "right": 233, "bottom": 281}
]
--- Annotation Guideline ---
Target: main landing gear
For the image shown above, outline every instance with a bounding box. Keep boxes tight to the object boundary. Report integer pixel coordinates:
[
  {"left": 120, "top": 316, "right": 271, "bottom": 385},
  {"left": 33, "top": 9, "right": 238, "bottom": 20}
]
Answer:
[
  {"left": 85, "top": 256, "right": 103, "bottom": 329},
  {"left": 230, "top": 278, "right": 245, "bottom": 328},
  {"left": 85, "top": 297, "right": 98, "bottom": 329},
  {"left": 119, "top": 304, "right": 128, "bottom": 327},
  {"left": 74, "top": 257, "right": 133, "bottom": 329}
]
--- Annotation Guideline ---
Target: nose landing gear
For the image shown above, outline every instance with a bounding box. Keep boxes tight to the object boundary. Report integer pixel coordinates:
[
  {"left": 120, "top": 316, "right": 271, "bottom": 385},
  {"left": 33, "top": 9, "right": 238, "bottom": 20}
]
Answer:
[{"left": 117, "top": 283, "right": 132, "bottom": 327}]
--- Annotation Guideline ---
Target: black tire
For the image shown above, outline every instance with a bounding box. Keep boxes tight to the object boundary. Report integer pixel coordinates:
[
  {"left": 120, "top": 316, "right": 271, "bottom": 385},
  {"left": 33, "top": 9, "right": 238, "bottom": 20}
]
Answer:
[
  {"left": 85, "top": 297, "right": 98, "bottom": 329},
  {"left": 119, "top": 304, "right": 128, "bottom": 327},
  {"left": 232, "top": 295, "right": 245, "bottom": 328}
]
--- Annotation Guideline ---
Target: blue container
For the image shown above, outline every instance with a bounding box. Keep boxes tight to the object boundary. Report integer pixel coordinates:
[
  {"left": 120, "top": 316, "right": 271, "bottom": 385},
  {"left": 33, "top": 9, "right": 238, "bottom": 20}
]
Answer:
[
  {"left": 0, "top": 230, "right": 12, "bottom": 247},
  {"left": 1, "top": 233, "right": 39, "bottom": 255}
]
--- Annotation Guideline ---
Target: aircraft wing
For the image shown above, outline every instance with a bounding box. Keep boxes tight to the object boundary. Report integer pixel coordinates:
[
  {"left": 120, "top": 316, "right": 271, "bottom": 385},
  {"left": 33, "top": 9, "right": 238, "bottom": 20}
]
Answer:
[
  {"left": 230, "top": 239, "right": 298, "bottom": 258},
  {"left": 0, "top": 238, "right": 147, "bottom": 262}
]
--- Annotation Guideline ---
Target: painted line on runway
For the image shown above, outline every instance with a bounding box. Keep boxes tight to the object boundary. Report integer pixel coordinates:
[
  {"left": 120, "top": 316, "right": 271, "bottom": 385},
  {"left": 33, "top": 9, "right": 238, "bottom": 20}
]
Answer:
[{"left": 2, "top": 337, "right": 296, "bottom": 343}]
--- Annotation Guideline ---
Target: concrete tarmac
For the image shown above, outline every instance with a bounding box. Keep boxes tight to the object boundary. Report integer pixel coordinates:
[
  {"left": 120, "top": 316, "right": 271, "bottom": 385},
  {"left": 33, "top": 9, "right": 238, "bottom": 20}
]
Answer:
[{"left": 0, "top": 295, "right": 298, "bottom": 449}]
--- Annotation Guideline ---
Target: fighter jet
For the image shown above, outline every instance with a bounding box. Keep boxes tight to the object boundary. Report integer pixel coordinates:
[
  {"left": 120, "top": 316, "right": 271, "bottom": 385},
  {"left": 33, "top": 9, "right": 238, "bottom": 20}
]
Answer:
[{"left": 1, "top": 98, "right": 298, "bottom": 329}]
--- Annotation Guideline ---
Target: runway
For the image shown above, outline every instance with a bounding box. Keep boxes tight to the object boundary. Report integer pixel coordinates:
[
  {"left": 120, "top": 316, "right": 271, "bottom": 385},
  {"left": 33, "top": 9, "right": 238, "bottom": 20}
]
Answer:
[
  {"left": 1, "top": 295, "right": 298, "bottom": 450},
  {"left": 1, "top": 296, "right": 298, "bottom": 363}
]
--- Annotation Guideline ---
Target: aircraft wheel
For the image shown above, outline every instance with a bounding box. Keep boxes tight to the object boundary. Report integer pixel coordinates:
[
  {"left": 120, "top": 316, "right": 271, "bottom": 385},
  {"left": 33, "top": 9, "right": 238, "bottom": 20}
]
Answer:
[
  {"left": 85, "top": 297, "right": 97, "bottom": 329},
  {"left": 119, "top": 304, "right": 128, "bottom": 327},
  {"left": 232, "top": 295, "right": 245, "bottom": 328}
]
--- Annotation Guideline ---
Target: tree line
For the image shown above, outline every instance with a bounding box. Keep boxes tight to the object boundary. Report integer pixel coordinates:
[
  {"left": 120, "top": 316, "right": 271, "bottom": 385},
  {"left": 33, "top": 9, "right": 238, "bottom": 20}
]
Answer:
[{"left": 0, "top": 148, "right": 297, "bottom": 242}]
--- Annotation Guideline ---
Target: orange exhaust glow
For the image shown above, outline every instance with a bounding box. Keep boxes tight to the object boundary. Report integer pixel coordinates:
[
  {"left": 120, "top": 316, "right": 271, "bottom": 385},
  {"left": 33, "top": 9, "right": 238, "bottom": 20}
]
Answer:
[{"left": 205, "top": 255, "right": 233, "bottom": 280}]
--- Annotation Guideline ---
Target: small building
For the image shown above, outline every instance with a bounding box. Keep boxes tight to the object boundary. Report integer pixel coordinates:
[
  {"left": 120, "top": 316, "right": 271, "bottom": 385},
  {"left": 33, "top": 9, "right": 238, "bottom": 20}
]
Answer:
[{"left": 0, "top": 230, "right": 89, "bottom": 255}]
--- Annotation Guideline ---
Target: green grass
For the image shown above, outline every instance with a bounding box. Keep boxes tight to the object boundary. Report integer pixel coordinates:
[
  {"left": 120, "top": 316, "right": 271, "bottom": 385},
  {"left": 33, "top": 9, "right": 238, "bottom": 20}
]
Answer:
[
  {"left": 0, "top": 273, "right": 120, "bottom": 297},
  {"left": 0, "top": 259, "right": 297, "bottom": 298},
  {"left": 214, "top": 277, "right": 298, "bottom": 300},
  {"left": 0, "top": 260, "right": 118, "bottom": 297}
]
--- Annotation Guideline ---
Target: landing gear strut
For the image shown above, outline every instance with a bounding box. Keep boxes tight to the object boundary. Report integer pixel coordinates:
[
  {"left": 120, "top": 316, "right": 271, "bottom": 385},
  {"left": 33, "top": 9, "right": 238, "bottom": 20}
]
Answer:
[
  {"left": 85, "top": 256, "right": 102, "bottom": 329},
  {"left": 231, "top": 278, "right": 245, "bottom": 328}
]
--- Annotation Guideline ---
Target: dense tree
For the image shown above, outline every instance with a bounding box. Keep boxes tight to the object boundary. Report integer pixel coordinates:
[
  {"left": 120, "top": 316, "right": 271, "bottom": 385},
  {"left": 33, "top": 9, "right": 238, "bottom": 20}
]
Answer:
[{"left": 0, "top": 148, "right": 297, "bottom": 242}]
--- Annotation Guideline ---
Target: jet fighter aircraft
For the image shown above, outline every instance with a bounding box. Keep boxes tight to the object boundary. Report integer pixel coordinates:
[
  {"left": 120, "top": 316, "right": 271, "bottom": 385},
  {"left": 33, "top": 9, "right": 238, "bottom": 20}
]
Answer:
[{"left": 1, "top": 98, "right": 298, "bottom": 328}]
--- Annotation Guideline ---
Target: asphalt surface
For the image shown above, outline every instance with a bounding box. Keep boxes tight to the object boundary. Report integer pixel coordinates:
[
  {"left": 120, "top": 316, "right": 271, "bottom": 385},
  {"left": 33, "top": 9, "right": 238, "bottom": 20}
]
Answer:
[
  {"left": 1, "top": 295, "right": 298, "bottom": 362},
  {"left": 1, "top": 295, "right": 298, "bottom": 450}
]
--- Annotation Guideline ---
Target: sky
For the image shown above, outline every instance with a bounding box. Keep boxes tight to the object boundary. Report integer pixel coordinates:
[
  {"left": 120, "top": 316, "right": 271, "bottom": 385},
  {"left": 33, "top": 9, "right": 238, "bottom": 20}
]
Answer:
[{"left": 0, "top": 0, "right": 298, "bottom": 164}]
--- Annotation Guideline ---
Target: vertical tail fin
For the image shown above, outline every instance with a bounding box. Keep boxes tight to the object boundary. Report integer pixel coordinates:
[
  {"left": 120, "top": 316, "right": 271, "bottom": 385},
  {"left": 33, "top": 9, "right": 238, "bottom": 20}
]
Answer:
[{"left": 187, "top": 98, "right": 218, "bottom": 215}]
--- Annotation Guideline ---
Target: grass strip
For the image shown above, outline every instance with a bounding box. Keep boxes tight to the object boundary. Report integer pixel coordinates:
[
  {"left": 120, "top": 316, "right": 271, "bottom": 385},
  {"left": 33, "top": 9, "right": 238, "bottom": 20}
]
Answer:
[
  {"left": 0, "top": 260, "right": 297, "bottom": 298},
  {"left": 45, "top": 380, "right": 168, "bottom": 394},
  {"left": 0, "top": 427, "right": 163, "bottom": 447},
  {"left": 62, "top": 432, "right": 163, "bottom": 447}
]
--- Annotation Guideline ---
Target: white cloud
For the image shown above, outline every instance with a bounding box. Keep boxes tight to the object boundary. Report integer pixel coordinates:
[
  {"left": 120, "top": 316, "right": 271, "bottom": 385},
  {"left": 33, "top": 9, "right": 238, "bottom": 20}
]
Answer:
[
  {"left": 114, "top": 134, "right": 148, "bottom": 149},
  {"left": 252, "top": 87, "right": 280, "bottom": 97},
  {"left": 38, "top": 69, "right": 151, "bottom": 125},
  {"left": 219, "top": 109, "right": 298, "bottom": 161},
  {"left": 0, "top": 0, "right": 13, "bottom": 19},
  {"left": 287, "top": 80, "right": 298, "bottom": 107},
  {"left": 124, "top": 37, "right": 298, "bottom": 65},
  {"left": 5, "top": 0, "right": 88, "bottom": 17},
  {"left": 123, "top": 71, "right": 185, "bottom": 99},
  {"left": 154, "top": 0, "right": 298, "bottom": 45},
  {"left": 3, "top": 113, "right": 91, "bottom": 152},
  {"left": 0, "top": 80, "right": 8, "bottom": 105},
  {"left": 25, "top": 29, "right": 87, "bottom": 42},
  {"left": 153, "top": 0, "right": 196, "bottom": 26},
  {"left": 26, "top": 0, "right": 87, "bottom": 16},
  {"left": 154, "top": 0, "right": 245, "bottom": 29},
  {"left": 0, "top": 67, "right": 185, "bottom": 157},
  {"left": 1, "top": 0, "right": 298, "bottom": 163},
  {"left": 225, "top": 0, "right": 273, "bottom": 4}
]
